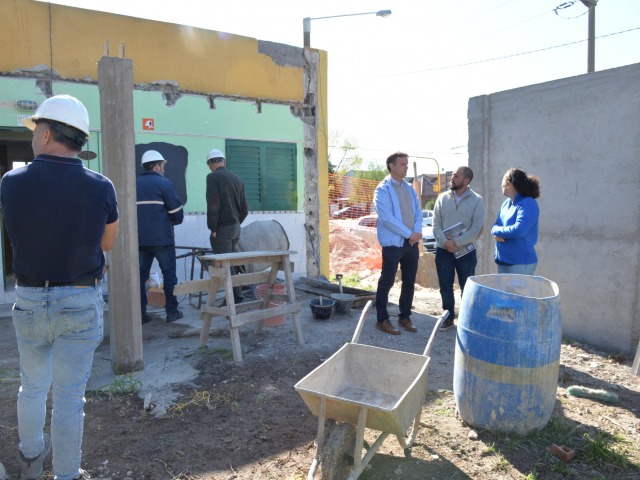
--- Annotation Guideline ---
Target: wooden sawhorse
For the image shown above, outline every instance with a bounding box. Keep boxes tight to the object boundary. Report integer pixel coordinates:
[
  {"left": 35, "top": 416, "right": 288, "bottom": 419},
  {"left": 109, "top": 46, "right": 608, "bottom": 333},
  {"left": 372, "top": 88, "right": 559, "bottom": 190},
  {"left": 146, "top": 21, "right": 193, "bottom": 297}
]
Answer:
[{"left": 174, "top": 250, "right": 303, "bottom": 362}]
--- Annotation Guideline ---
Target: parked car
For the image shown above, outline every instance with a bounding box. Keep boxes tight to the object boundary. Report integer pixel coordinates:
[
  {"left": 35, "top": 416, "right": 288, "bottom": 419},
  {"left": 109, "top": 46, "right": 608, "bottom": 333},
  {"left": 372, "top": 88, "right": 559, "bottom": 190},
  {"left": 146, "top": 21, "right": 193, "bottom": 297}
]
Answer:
[
  {"left": 351, "top": 214, "right": 437, "bottom": 251},
  {"left": 422, "top": 209, "right": 434, "bottom": 227},
  {"left": 349, "top": 214, "right": 379, "bottom": 245},
  {"left": 331, "top": 206, "right": 366, "bottom": 220},
  {"left": 422, "top": 217, "right": 437, "bottom": 251}
]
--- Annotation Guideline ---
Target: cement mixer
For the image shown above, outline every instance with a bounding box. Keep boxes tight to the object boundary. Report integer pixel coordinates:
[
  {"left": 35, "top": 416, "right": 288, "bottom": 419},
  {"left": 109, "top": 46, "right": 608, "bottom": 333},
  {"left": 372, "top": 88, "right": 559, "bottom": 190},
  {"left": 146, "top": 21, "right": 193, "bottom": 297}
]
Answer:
[{"left": 237, "top": 219, "right": 290, "bottom": 272}]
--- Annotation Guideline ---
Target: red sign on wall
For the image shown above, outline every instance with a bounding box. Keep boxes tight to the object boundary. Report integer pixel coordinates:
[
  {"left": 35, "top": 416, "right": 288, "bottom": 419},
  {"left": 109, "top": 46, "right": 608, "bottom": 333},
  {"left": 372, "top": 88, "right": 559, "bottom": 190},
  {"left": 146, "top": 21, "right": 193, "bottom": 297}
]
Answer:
[{"left": 142, "top": 118, "right": 155, "bottom": 130}]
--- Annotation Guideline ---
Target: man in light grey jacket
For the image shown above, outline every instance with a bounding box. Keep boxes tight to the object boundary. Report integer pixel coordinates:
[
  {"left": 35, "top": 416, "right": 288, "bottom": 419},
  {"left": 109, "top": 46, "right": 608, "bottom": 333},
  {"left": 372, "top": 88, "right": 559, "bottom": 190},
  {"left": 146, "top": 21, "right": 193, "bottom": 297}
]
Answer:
[
  {"left": 433, "top": 166, "right": 485, "bottom": 331},
  {"left": 373, "top": 152, "right": 423, "bottom": 335}
]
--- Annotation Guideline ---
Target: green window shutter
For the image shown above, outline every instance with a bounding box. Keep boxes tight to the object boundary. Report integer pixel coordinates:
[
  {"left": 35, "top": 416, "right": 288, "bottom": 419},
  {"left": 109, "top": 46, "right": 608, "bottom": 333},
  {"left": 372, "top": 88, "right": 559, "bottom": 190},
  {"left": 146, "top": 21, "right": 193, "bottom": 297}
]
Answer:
[
  {"left": 226, "top": 139, "right": 297, "bottom": 212},
  {"left": 226, "top": 141, "right": 262, "bottom": 210},
  {"left": 263, "top": 143, "right": 297, "bottom": 210}
]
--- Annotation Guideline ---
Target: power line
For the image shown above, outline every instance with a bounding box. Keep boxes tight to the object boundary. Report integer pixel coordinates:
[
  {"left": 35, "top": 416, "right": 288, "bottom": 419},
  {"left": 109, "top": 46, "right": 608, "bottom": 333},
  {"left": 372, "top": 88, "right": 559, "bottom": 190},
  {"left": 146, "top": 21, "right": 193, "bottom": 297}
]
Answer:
[{"left": 376, "top": 26, "right": 640, "bottom": 78}]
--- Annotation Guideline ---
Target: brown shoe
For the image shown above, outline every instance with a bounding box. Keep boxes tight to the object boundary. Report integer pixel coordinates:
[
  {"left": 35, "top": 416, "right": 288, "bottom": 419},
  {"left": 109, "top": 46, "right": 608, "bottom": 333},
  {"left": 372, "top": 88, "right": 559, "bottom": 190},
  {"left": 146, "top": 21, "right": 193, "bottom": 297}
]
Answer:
[
  {"left": 398, "top": 318, "right": 417, "bottom": 332},
  {"left": 376, "top": 319, "right": 400, "bottom": 335}
]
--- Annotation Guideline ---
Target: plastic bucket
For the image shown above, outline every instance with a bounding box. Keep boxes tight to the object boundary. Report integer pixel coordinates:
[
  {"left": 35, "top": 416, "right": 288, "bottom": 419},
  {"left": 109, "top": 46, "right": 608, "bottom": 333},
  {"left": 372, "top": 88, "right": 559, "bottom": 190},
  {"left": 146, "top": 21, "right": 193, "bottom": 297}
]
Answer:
[
  {"left": 255, "top": 283, "right": 287, "bottom": 327},
  {"left": 308, "top": 298, "right": 335, "bottom": 320},
  {"left": 453, "top": 274, "right": 561, "bottom": 435}
]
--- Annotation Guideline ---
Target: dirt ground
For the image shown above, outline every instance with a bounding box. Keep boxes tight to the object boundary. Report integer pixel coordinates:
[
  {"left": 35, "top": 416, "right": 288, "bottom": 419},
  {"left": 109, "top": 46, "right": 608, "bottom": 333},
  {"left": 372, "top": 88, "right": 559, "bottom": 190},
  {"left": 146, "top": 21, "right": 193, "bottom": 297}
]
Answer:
[{"left": 1, "top": 281, "right": 639, "bottom": 480}]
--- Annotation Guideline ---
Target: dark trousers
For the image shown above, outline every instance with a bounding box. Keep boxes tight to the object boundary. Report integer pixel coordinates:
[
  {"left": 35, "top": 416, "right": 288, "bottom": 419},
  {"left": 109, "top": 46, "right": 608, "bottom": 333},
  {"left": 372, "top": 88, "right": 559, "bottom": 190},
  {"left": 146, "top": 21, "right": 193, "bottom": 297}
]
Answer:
[
  {"left": 210, "top": 223, "right": 245, "bottom": 302},
  {"left": 376, "top": 240, "right": 419, "bottom": 322},
  {"left": 139, "top": 245, "right": 179, "bottom": 315},
  {"left": 435, "top": 247, "right": 477, "bottom": 318}
]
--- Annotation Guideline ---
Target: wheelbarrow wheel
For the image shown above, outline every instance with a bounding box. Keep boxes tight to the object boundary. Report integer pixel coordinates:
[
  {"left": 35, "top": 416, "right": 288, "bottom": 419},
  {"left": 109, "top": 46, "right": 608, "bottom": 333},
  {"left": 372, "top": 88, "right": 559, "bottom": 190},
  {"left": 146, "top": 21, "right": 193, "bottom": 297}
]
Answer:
[{"left": 321, "top": 423, "right": 356, "bottom": 480}]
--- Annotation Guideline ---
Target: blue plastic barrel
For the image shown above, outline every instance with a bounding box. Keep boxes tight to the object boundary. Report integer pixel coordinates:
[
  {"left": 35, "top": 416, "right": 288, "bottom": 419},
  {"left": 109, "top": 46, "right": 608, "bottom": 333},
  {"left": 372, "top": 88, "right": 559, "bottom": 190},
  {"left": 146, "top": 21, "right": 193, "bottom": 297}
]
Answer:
[{"left": 453, "top": 274, "right": 561, "bottom": 435}]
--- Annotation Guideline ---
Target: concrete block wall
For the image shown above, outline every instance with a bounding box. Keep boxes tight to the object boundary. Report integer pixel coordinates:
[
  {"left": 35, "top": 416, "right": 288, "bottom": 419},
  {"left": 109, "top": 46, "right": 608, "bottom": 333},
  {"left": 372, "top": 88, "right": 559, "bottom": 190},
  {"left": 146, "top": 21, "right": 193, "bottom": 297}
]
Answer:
[{"left": 468, "top": 62, "right": 640, "bottom": 355}]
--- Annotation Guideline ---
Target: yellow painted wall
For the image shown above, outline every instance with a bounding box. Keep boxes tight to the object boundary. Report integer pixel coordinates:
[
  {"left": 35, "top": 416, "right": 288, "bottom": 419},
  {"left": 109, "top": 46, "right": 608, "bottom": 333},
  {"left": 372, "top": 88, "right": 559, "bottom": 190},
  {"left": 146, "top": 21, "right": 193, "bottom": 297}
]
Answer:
[
  {"left": 316, "top": 50, "right": 330, "bottom": 277},
  {"left": 0, "top": 0, "right": 304, "bottom": 102}
]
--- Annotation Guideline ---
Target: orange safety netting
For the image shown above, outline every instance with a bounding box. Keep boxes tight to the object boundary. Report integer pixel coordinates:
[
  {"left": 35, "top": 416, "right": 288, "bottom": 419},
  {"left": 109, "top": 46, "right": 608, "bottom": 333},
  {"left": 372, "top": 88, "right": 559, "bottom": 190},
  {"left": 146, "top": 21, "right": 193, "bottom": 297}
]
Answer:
[{"left": 328, "top": 173, "right": 382, "bottom": 276}]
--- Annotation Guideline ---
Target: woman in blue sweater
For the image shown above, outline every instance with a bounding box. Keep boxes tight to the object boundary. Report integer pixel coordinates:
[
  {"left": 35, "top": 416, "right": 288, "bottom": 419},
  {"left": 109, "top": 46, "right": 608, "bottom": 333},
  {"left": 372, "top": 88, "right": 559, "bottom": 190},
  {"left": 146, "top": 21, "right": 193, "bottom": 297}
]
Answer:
[{"left": 491, "top": 168, "right": 541, "bottom": 275}]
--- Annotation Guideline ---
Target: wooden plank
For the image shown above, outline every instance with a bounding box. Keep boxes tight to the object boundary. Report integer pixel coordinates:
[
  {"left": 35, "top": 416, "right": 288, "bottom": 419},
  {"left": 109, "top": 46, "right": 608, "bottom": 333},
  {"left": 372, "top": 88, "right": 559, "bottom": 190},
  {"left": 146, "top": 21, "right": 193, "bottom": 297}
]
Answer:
[
  {"left": 200, "top": 299, "right": 263, "bottom": 316},
  {"left": 174, "top": 271, "right": 272, "bottom": 296},
  {"left": 174, "top": 279, "right": 211, "bottom": 295},
  {"left": 295, "top": 284, "right": 375, "bottom": 308},
  {"left": 229, "top": 302, "right": 301, "bottom": 329},
  {"left": 298, "top": 276, "right": 375, "bottom": 296},
  {"left": 200, "top": 250, "right": 297, "bottom": 261}
]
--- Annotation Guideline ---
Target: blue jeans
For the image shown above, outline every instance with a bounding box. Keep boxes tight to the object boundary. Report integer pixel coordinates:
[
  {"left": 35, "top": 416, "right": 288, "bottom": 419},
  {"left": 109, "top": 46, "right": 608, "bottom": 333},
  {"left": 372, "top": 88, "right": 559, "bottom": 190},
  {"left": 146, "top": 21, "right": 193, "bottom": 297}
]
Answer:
[
  {"left": 139, "top": 245, "right": 179, "bottom": 314},
  {"left": 12, "top": 285, "right": 104, "bottom": 480},
  {"left": 376, "top": 240, "right": 419, "bottom": 322},
  {"left": 435, "top": 248, "right": 477, "bottom": 318},
  {"left": 497, "top": 263, "right": 537, "bottom": 275}
]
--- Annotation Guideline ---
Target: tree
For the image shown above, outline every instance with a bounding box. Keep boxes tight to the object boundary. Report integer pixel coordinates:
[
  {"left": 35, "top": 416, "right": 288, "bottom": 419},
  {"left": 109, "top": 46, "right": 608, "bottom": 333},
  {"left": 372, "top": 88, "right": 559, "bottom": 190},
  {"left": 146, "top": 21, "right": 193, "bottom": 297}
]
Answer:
[
  {"left": 352, "top": 163, "right": 387, "bottom": 182},
  {"left": 328, "top": 130, "right": 363, "bottom": 174},
  {"left": 348, "top": 163, "right": 387, "bottom": 205}
]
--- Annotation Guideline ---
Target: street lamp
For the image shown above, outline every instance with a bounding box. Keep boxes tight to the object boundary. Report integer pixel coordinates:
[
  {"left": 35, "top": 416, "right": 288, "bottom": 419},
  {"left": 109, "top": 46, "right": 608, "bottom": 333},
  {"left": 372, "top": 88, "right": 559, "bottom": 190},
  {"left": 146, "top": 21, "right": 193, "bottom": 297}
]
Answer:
[
  {"left": 411, "top": 155, "right": 442, "bottom": 193},
  {"left": 303, "top": 10, "right": 392, "bottom": 48},
  {"left": 580, "top": 0, "right": 597, "bottom": 73}
]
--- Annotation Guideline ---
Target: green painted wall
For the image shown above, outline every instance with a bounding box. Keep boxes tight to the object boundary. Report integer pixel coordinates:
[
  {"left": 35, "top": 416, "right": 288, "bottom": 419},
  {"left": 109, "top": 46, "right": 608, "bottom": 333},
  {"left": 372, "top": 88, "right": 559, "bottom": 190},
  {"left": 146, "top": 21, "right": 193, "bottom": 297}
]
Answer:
[{"left": 0, "top": 77, "right": 304, "bottom": 213}]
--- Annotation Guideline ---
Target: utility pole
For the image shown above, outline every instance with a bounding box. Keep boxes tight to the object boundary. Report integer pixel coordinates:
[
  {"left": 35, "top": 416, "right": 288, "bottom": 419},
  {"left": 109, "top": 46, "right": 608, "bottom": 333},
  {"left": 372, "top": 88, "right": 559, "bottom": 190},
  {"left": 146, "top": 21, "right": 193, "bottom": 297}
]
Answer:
[{"left": 580, "top": 0, "right": 596, "bottom": 73}]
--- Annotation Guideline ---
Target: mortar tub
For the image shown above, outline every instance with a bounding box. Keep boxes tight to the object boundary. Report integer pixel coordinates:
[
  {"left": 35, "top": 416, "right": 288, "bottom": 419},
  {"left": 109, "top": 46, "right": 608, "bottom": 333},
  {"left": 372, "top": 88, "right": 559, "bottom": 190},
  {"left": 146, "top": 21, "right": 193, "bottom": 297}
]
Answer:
[{"left": 330, "top": 293, "right": 356, "bottom": 315}]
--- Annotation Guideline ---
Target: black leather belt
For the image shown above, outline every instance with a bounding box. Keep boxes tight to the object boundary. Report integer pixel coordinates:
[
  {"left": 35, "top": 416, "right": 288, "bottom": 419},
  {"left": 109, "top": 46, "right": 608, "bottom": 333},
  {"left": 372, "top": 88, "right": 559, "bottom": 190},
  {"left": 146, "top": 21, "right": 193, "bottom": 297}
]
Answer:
[{"left": 16, "top": 276, "right": 99, "bottom": 288}]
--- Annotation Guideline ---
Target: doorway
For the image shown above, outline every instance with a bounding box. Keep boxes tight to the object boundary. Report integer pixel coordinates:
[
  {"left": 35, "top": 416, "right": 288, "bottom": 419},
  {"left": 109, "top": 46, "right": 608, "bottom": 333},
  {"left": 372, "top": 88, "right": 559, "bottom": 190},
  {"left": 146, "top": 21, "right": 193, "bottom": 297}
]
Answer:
[{"left": 0, "top": 129, "right": 33, "bottom": 290}]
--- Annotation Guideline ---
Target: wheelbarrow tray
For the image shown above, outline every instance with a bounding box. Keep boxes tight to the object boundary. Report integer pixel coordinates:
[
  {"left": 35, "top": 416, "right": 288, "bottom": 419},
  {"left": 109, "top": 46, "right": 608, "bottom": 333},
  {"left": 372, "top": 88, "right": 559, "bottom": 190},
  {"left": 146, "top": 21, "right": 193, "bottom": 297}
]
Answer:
[{"left": 295, "top": 342, "right": 431, "bottom": 439}]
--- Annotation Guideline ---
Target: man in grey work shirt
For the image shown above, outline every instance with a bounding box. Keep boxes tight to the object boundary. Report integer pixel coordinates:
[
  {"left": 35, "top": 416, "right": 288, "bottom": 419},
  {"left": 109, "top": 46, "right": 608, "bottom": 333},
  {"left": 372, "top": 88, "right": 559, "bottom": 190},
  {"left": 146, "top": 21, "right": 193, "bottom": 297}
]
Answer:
[{"left": 433, "top": 166, "right": 485, "bottom": 331}]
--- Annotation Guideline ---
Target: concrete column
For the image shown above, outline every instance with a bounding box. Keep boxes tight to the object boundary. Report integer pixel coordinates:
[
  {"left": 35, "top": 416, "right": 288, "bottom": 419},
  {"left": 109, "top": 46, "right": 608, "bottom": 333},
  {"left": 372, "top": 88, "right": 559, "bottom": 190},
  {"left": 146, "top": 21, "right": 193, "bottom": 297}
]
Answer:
[
  {"left": 301, "top": 48, "right": 329, "bottom": 278},
  {"left": 98, "top": 56, "right": 143, "bottom": 373}
]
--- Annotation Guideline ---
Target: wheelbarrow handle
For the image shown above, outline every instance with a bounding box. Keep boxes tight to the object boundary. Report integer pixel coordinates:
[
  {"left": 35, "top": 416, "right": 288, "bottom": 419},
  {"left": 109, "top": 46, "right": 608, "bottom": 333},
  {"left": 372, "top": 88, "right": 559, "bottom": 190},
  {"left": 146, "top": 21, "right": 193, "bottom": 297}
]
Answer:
[
  {"left": 351, "top": 300, "right": 373, "bottom": 344},
  {"left": 423, "top": 310, "right": 450, "bottom": 357}
]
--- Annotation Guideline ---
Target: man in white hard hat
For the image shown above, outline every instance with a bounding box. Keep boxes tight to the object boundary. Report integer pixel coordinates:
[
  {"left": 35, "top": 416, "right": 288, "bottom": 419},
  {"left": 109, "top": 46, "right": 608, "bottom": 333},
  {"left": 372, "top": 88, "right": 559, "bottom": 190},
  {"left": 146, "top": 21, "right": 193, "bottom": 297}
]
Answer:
[
  {"left": 206, "top": 148, "right": 248, "bottom": 304},
  {"left": 136, "top": 150, "right": 184, "bottom": 323},
  {"left": 0, "top": 94, "right": 119, "bottom": 480}
]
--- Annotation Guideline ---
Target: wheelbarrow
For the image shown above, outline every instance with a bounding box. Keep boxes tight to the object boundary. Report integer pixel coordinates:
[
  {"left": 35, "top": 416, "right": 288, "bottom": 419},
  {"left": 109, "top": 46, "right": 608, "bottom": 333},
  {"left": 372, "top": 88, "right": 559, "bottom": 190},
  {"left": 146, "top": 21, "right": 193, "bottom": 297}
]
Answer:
[{"left": 295, "top": 301, "right": 449, "bottom": 480}]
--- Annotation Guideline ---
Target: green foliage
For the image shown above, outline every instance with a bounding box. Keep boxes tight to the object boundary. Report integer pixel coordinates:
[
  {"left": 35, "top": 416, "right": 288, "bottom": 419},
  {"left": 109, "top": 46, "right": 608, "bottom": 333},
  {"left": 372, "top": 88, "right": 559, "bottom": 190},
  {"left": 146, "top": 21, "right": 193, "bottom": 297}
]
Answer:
[
  {"left": 98, "top": 372, "right": 142, "bottom": 397},
  {"left": 328, "top": 130, "right": 362, "bottom": 174},
  {"left": 352, "top": 163, "right": 387, "bottom": 182},
  {"left": 424, "top": 198, "right": 436, "bottom": 210},
  {"left": 582, "top": 432, "right": 630, "bottom": 469},
  {"left": 331, "top": 273, "right": 361, "bottom": 289}
]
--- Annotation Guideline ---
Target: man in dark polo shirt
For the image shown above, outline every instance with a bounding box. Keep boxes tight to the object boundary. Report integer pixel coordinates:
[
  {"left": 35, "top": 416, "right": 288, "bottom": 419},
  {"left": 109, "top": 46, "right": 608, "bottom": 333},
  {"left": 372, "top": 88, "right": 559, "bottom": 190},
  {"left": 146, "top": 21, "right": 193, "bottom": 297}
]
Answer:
[
  {"left": 206, "top": 148, "right": 248, "bottom": 304},
  {"left": 0, "top": 94, "right": 118, "bottom": 480}
]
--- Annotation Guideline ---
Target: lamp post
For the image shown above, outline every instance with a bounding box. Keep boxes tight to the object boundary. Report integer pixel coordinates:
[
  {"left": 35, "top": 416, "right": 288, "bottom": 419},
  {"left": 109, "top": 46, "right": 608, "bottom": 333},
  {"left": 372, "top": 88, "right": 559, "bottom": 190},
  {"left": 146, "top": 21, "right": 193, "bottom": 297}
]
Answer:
[
  {"left": 411, "top": 155, "right": 442, "bottom": 193},
  {"left": 580, "top": 0, "right": 597, "bottom": 73},
  {"left": 303, "top": 10, "right": 392, "bottom": 48}
]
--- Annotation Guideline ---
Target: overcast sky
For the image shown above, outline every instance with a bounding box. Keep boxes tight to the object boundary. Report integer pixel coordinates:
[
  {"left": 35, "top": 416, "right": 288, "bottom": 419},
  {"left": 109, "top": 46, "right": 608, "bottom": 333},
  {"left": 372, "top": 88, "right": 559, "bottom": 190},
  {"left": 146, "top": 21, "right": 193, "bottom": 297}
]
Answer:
[{"left": 41, "top": 0, "right": 640, "bottom": 173}]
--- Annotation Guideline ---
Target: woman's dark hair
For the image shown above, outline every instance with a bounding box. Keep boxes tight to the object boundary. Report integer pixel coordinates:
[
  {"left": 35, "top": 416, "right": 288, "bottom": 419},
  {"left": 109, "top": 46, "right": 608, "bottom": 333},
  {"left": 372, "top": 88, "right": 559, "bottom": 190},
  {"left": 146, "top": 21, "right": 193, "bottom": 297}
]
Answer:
[{"left": 506, "top": 168, "right": 540, "bottom": 198}]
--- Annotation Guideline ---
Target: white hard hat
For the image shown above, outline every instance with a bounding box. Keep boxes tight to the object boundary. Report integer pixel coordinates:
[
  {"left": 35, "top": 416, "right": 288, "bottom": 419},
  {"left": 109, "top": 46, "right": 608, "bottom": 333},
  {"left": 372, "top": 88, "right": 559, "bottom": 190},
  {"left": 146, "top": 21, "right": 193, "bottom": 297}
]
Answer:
[
  {"left": 206, "top": 148, "right": 225, "bottom": 162},
  {"left": 141, "top": 150, "right": 166, "bottom": 165},
  {"left": 22, "top": 95, "right": 90, "bottom": 138}
]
